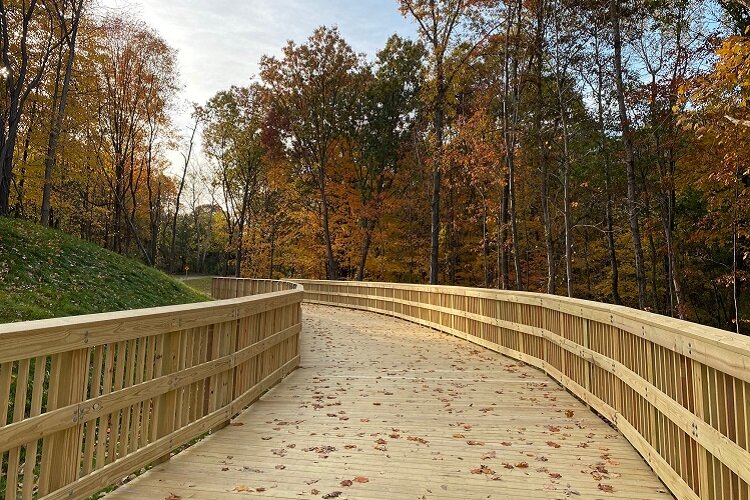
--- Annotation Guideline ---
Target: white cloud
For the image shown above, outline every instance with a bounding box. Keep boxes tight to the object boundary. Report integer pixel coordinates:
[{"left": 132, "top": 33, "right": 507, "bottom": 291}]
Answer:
[{"left": 99, "top": 0, "right": 417, "bottom": 177}]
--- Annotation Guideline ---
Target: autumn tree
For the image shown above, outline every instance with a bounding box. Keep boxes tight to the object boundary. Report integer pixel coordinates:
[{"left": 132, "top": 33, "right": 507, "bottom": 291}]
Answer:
[
  {"left": 93, "top": 15, "right": 178, "bottom": 260},
  {"left": 679, "top": 24, "right": 750, "bottom": 332},
  {"left": 346, "top": 35, "right": 425, "bottom": 280},
  {"left": 201, "top": 85, "right": 266, "bottom": 277},
  {"left": 40, "top": 0, "right": 86, "bottom": 226},
  {"left": 260, "top": 26, "right": 367, "bottom": 279},
  {"left": 0, "top": 0, "right": 63, "bottom": 215},
  {"left": 398, "top": 0, "right": 497, "bottom": 285}
]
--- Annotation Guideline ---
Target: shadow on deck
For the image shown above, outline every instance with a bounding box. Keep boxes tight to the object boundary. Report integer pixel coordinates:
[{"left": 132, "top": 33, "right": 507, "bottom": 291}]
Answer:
[{"left": 105, "top": 305, "right": 670, "bottom": 499}]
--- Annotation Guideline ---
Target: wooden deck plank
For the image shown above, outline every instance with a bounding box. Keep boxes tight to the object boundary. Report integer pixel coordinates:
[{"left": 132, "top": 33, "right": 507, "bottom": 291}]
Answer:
[{"left": 105, "top": 304, "right": 672, "bottom": 499}]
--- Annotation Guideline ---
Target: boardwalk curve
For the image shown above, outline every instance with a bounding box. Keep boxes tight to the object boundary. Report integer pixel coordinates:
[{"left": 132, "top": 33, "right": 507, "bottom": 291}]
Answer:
[{"left": 105, "top": 304, "right": 670, "bottom": 499}]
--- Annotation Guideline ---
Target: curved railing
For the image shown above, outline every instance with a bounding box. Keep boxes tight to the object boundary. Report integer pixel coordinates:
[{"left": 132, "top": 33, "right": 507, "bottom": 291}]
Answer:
[
  {"left": 211, "top": 277, "right": 301, "bottom": 299},
  {"left": 0, "top": 279, "right": 303, "bottom": 500},
  {"left": 295, "top": 279, "right": 750, "bottom": 500}
]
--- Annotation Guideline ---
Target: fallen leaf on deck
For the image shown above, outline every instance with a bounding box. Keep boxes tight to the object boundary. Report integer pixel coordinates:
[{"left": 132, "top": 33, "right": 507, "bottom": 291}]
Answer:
[{"left": 471, "top": 465, "right": 496, "bottom": 475}]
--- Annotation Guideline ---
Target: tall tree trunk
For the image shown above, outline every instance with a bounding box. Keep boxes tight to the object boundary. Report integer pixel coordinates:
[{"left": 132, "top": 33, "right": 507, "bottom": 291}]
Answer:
[
  {"left": 482, "top": 196, "right": 489, "bottom": 287},
  {"left": 592, "top": 30, "right": 621, "bottom": 304},
  {"left": 41, "top": 1, "right": 82, "bottom": 226},
  {"left": 318, "top": 164, "right": 339, "bottom": 280},
  {"left": 356, "top": 219, "right": 375, "bottom": 281},
  {"left": 502, "top": 0, "right": 523, "bottom": 290},
  {"left": 553, "top": 7, "right": 574, "bottom": 297},
  {"left": 13, "top": 100, "right": 36, "bottom": 217},
  {"left": 498, "top": 178, "right": 510, "bottom": 289},
  {"left": 534, "top": 0, "right": 555, "bottom": 295},
  {"left": 235, "top": 170, "right": 253, "bottom": 278},
  {"left": 430, "top": 63, "right": 445, "bottom": 285},
  {"left": 268, "top": 220, "right": 276, "bottom": 279},
  {"left": 610, "top": 0, "right": 646, "bottom": 308},
  {"left": 733, "top": 175, "right": 741, "bottom": 334},
  {"left": 170, "top": 122, "right": 197, "bottom": 272},
  {"left": 0, "top": 3, "right": 57, "bottom": 215}
]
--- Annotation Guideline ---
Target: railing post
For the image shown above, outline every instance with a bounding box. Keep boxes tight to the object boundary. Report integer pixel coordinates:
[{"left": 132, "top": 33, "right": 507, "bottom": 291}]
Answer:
[
  {"left": 38, "top": 348, "right": 89, "bottom": 494},
  {"left": 582, "top": 318, "right": 590, "bottom": 394},
  {"left": 691, "top": 361, "right": 711, "bottom": 497},
  {"left": 153, "top": 331, "right": 180, "bottom": 463}
]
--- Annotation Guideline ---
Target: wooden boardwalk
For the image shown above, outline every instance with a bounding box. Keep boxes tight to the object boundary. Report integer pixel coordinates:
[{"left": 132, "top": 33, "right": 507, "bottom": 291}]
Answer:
[{"left": 105, "top": 304, "right": 672, "bottom": 499}]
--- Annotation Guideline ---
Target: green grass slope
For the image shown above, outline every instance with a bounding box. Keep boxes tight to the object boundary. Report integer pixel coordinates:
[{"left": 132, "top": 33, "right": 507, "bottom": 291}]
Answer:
[{"left": 0, "top": 217, "right": 210, "bottom": 323}]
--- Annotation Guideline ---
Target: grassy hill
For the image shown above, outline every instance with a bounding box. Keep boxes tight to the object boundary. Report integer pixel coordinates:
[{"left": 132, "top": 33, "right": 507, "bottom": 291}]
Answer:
[{"left": 0, "top": 217, "right": 209, "bottom": 323}]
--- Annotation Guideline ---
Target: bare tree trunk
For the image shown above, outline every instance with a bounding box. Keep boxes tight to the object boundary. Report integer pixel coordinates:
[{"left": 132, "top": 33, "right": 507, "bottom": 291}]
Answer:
[
  {"left": 41, "top": 0, "right": 83, "bottom": 226},
  {"left": 356, "top": 219, "right": 375, "bottom": 281},
  {"left": 429, "top": 64, "right": 445, "bottom": 285},
  {"left": 318, "top": 164, "right": 339, "bottom": 279},
  {"left": 498, "top": 178, "right": 510, "bottom": 289},
  {"left": 533, "top": 0, "right": 555, "bottom": 295},
  {"left": 482, "top": 196, "right": 489, "bottom": 287},
  {"left": 170, "top": 119, "right": 198, "bottom": 272},
  {"left": 733, "top": 166, "right": 741, "bottom": 334},
  {"left": 591, "top": 29, "right": 622, "bottom": 304},
  {"left": 0, "top": 2, "right": 58, "bottom": 215},
  {"left": 501, "top": 0, "right": 524, "bottom": 290},
  {"left": 268, "top": 219, "right": 276, "bottom": 279},
  {"left": 610, "top": 0, "right": 646, "bottom": 308},
  {"left": 552, "top": 6, "right": 574, "bottom": 297}
]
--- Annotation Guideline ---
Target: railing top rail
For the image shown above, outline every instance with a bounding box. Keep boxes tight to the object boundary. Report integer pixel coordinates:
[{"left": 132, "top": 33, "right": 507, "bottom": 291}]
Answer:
[
  {"left": 293, "top": 279, "right": 750, "bottom": 354},
  {"left": 0, "top": 280, "right": 303, "bottom": 364}
]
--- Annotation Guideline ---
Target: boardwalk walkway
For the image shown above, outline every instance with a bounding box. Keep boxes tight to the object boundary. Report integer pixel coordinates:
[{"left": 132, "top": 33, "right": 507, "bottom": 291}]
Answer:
[{"left": 106, "top": 304, "right": 671, "bottom": 499}]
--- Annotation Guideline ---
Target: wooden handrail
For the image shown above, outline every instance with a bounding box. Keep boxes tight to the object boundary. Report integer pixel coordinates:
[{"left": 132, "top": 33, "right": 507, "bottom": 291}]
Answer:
[
  {"left": 0, "top": 279, "right": 303, "bottom": 500},
  {"left": 294, "top": 279, "right": 750, "bottom": 500}
]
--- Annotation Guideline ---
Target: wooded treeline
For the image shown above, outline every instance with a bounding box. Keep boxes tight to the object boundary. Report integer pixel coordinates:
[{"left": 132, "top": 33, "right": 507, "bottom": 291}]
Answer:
[{"left": 2, "top": 0, "right": 750, "bottom": 332}]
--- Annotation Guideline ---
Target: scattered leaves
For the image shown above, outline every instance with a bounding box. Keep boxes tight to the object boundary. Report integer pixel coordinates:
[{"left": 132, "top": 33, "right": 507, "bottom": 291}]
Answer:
[{"left": 471, "top": 465, "right": 496, "bottom": 475}]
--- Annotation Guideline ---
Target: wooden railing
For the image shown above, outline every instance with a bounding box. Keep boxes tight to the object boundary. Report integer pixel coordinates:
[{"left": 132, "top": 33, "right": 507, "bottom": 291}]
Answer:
[
  {"left": 0, "top": 279, "right": 302, "bottom": 500},
  {"left": 295, "top": 279, "right": 750, "bottom": 500},
  {"left": 211, "top": 277, "right": 300, "bottom": 299}
]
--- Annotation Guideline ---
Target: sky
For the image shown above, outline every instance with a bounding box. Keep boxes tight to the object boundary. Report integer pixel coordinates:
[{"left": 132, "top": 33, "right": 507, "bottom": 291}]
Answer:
[{"left": 101, "top": 0, "right": 418, "bottom": 173}]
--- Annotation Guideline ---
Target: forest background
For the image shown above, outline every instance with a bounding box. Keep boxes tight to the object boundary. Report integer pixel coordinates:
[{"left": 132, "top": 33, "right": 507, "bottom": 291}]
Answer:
[{"left": 2, "top": 0, "right": 750, "bottom": 332}]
